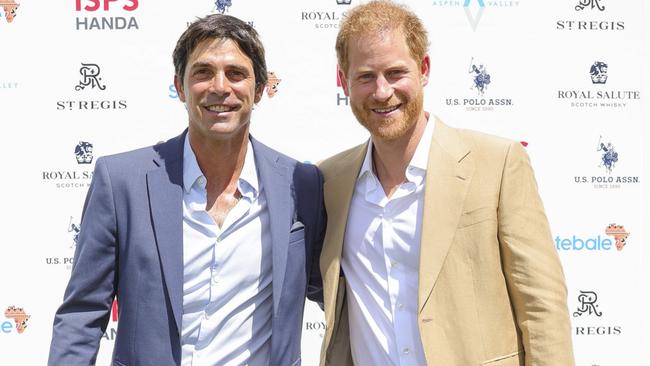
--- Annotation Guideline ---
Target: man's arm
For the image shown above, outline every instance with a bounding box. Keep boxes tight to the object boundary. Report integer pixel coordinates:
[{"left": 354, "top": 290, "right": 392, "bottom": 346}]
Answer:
[
  {"left": 48, "top": 157, "right": 118, "bottom": 366},
  {"left": 497, "top": 141, "right": 575, "bottom": 366}
]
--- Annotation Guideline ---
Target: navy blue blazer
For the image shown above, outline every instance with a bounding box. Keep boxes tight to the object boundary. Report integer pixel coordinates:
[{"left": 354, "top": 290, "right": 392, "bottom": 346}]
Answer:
[{"left": 48, "top": 131, "right": 325, "bottom": 366}]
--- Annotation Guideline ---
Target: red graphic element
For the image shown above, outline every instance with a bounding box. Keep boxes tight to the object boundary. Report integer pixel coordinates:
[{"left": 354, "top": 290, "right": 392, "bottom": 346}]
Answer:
[
  {"left": 0, "top": 1, "right": 20, "bottom": 23},
  {"left": 336, "top": 65, "right": 342, "bottom": 87},
  {"left": 75, "top": 0, "right": 138, "bottom": 12},
  {"left": 519, "top": 141, "right": 528, "bottom": 147},
  {"left": 265, "top": 71, "right": 281, "bottom": 98},
  {"left": 111, "top": 299, "right": 119, "bottom": 322},
  {"left": 605, "top": 223, "right": 629, "bottom": 251},
  {"left": 4, "top": 306, "right": 30, "bottom": 334}
]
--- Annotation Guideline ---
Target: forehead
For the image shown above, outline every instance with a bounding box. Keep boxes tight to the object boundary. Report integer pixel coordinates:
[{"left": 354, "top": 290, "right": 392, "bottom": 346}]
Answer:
[
  {"left": 187, "top": 38, "right": 253, "bottom": 67},
  {"left": 347, "top": 29, "right": 413, "bottom": 67}
]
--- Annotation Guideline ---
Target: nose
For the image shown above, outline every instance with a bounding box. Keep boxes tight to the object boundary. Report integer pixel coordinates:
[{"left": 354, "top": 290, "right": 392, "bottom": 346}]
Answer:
[
  {"left": 373, "top": 75, "right": 393, "bottom": 101},
  {"left": 209, "top": 72, "right": 230, "bottom": 96}
]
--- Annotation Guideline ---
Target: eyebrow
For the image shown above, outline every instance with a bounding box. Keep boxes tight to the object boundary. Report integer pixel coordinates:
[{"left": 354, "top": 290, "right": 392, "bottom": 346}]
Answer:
[{"left": 189, "top": 61, "right": 250, "bottom": 74}]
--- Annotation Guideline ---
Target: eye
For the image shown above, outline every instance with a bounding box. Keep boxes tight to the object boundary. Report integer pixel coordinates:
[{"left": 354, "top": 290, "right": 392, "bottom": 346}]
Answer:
[
  {"left": 387, "top": 69, "right": 406, "bottom": 79},
  {"left": 192, "top": 68, "right": 211, "bottom": 79},
  {"left": 227, "top": 69, "right": 247, "bottom": 82},
  {"left": 357, "top": 73, "right": 374, "bottom": 82}
]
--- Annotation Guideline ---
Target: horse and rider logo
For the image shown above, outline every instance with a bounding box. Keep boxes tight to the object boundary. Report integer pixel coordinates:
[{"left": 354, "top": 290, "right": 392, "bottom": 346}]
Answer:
[
  {"left": 597, "top": 136, "right": 618, "bottom": 174},
  {"left": 469, "top": 58, "right": 491, "bottom": 96}
]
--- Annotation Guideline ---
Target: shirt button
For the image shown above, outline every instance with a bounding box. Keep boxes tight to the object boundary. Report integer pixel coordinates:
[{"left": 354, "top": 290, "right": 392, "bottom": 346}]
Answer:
[
  {"left": 197, "top": 176, "right": 206, "bottom": 186},
  {"left": 398, "top": 303, "right": 405, "bottom": 310},
  {"left": 390, "top": 260, "right": 397, "bottom": 268},
  {"left": 203, "top": 312, "right": 209, "bottom": 320},
  {"left": 212, "top": 276, "right": 219, "bottom": 285},
  {"left": 216, "top": 237, "right": 222, "bottom": 243},
  {"left": 402, "top": 347, "right": 410, "bottom": 355}
]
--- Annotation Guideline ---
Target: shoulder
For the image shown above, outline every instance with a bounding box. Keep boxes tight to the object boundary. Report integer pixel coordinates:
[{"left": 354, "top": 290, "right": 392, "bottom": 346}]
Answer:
[
  {"left": 434, "top": 119, "right": 528, "bottom": 175},
  {"left": 318, "top": 143, "right": 366, "bottom": 182},
  {"left": 456, "top": 127, "right": 519, "bottom": 158},
  {"left": 96, "top": 132, "right": 184, "bottom": 176},
  {"left": 251, "top": 137, "right": 321, "bottom": 181},
  {"left": 437, "top": 121, "right": 525, "bottom": 166}
]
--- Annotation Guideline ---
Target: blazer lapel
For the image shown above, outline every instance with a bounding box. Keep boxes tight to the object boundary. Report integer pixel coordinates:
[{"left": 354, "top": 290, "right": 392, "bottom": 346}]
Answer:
[
  {"left": 418, "top": 119, "right": 475, "bottom": 313},
  {"left": 320, "top": 142, "right": 367, "bottom": 343},
  {"left": 251, "top": 137, "right": 291, "bottom": 316},
  {"left": 147, "top": 132, "right": 185, "bottom": 334}
]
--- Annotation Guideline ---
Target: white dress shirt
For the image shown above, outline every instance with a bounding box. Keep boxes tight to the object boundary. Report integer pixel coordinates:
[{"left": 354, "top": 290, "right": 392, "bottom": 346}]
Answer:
[
  {"left": 180, "top": 136, "right": 272, "bottom": 366},
  {"left": 341, "top": 120, "right": 434, "bottom": 366}
]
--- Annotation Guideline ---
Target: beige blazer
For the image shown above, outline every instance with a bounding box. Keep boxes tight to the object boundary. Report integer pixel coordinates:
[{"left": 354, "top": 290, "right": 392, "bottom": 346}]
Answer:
[{"left": 318, "top": 119, "right": 575, "bottom": 366}]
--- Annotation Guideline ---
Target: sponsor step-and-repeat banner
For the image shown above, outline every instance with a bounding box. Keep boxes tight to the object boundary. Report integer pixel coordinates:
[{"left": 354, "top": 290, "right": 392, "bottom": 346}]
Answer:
[{"left": 1, "top": 0, "right": 649, "bottom": 365}]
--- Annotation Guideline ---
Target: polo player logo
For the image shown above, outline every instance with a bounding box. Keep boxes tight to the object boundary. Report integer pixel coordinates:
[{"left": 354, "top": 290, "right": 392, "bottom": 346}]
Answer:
[
  {"left": 75, "top": 63, "right": 106, "bottom": 91},
  {"left": 575, "top": 0, "right": 605, "bottom": 11},
  {"left": 75, "top": 141, "right": 94, "bottom": 164},
  {"left": 214, "top": 0, "right": 232, "bottom": 14},
  {"left": 468, "top": 58, "right": 491, "bottom": 96},
  {"left": 597, "top": 136, "right": 617, "bottom": 174},
  {"left": 68, "top": 216, "right": 81, "bottom": 249},
  {"left": 573, "top": 291, "right": 602, "bottom": 317},
  {"left": 590, "top": 61, "right": 608, "bottom": 84}
]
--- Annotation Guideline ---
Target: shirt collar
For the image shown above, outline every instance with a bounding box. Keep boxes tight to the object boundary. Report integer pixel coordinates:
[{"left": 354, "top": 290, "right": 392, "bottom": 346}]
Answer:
[
  {"left": 358, "top": 115, "right": 435, "bottom": 183},
  {"left": 183, "top": 135, "right": 203, "bottom": 194},
  {"left": 182, "top": 134, "right": 260, "bottom": 197}
]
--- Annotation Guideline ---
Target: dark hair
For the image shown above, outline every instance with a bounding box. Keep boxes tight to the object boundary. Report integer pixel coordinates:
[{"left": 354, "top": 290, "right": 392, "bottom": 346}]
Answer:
[{"left": 173, "top": 14, "right": 267, "bottom": 88}]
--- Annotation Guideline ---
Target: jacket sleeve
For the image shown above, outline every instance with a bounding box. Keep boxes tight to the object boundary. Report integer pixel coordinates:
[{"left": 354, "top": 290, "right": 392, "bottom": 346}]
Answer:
[
  {"left": 497, "top": 141, "right": 575, "bottom": 366},
  {"left": 48, "top": 157, "right": 118, "bottom": 366}
]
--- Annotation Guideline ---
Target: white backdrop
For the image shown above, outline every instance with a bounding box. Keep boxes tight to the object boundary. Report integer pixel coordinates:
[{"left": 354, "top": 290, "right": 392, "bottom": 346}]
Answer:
[{"left": 1, "top": 1, "right": 648, "bottom": 365}]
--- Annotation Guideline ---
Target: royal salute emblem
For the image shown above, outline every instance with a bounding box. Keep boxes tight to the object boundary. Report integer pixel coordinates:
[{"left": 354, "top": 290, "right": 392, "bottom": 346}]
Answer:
[
  {"left": 75, "top": 141, "right": 94, "bottom": 164},
  {"left": 590, "top": 61, "right": 608, "bottom": 84}
]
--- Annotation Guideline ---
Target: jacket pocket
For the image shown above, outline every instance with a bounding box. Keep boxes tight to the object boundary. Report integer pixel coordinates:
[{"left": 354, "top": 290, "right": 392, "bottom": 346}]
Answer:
[
  {"left": 458, "top": 207, "right": 497, "bottom": 228},
  {"left": 480, "top": 350, "right": 522, "bottom": 365},
  {"left": 289, "top": 227, "right": 305, "bottom": 245}
]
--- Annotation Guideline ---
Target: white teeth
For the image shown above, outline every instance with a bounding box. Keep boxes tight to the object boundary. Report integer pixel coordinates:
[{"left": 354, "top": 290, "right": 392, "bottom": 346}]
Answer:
[
  {"left": 374, "top": 106, "right": 399, "bottom": 113},
  {"left": 206, "top": 105, "right": 233, "bottom": 112}
]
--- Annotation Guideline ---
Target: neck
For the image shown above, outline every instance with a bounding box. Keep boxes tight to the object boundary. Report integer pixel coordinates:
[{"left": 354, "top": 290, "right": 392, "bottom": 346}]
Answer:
[
  {"left": 372, "top": 112, "right": 428, "bottom": 197},
  {"left": 188, "top": 127, "right": 249, "bottom": 191}
]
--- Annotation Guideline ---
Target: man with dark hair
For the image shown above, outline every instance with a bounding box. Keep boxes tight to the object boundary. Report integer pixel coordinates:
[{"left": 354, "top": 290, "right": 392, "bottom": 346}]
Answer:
[
  {"left": 48, "top": 14, "right": 324, "bottom": 366},
  {"left": 319, "top": 1, "right": 574, "bottom": 365}
]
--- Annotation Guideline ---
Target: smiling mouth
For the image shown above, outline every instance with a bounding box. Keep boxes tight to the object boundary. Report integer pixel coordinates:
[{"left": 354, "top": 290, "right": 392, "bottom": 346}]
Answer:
[
  {"left": 371, "top": 104, "right": 401, "bottom": 114},
  {"left": 204, "top": 105, "right": 237, "bottom": 113}
]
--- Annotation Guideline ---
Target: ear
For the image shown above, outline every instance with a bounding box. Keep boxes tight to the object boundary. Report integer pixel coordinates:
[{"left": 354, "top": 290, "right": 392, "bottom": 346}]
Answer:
[
  {"left": 420, "top": 54, "right": 430, "bottom": 87},
  {"left": 254, "top": 83, "right": 265, "bottom": 103},
  {"left": 173, "top": 75, "right": 186, "bottom": 103},
  {"left": 337, "top": 65, "right": 350, "bottom": 96}
]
